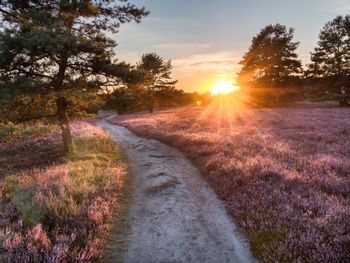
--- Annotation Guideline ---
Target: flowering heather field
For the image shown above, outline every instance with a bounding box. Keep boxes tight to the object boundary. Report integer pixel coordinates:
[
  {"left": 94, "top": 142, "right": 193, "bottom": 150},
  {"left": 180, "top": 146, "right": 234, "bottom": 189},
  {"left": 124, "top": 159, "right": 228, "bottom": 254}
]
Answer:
[
  {"left": 0, "top": 121, "right": 127, "bottom": 262},
  {"left": 111, "top": 106, "right": 350, "bottom": 262}
]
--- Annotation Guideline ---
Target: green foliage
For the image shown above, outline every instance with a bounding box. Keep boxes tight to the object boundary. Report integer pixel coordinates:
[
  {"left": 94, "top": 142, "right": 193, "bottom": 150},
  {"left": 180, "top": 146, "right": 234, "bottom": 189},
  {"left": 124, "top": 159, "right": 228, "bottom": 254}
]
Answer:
[
  {"left": 12, "top": 188, "right": 49, "bottom": 225},
  {"left": 238, "top": 24, "right": 302, "bottom": 88},
  {"left": 105, "top": 86, "right": 145, "bottom": 114},
  {"left": 0, "top": 121, "right": 55, "bottom": 142},
  {"left": 4, "top": 176, "right": 48, "bottom": 225},
  {"left": 0, "top": 0, "right": 149, "bottom": 121},
  {"left": 0, "top": 1, "right": 148, "bottom": 151},
  {"left": 1, "top": 121, "right": 128, "bottom": 261},
  {"left": 105, "top": 53, "right": 183, "bottom": 113},
  {"left": 4, "top": 176, "right": 20, "bottom": 194},
  {"left": 4, "top": 136, "right": 126, "bottom": 225},
  {"left": 136, "top": 53, "right": 180, "bottom": 112}
]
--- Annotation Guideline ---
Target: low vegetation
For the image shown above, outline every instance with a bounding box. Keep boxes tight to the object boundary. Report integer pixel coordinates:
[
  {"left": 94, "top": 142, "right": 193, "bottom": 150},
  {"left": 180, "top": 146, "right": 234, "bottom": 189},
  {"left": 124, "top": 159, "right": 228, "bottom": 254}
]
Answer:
[
  {"left": 0, "top": 121, "right": 127, "bottom": 262},
  {"left": 0, "top": 121, "right": 56, "bottom": 143},
  {"left": 111, "top": 105, "right": 350, "bottom": 262}
]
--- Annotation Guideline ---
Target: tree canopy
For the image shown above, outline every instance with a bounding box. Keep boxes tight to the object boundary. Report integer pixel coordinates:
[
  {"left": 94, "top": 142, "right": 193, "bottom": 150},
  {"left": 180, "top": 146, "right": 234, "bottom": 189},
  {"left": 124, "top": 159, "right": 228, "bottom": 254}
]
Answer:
[
  {"left": 307, "top": 15, "right": 350, "bottom": 79},
  {"left": 0, "top": 0, "right": 149, "bottom": 151},
  {"left": 306, "top": 15, "right": 350, "bottom": 106},
  {"left": 238, "top": 24, "right": 302, "bottom": 88},
  {"left": 136, "top": 53, "right": 179, "bottom": 113}
]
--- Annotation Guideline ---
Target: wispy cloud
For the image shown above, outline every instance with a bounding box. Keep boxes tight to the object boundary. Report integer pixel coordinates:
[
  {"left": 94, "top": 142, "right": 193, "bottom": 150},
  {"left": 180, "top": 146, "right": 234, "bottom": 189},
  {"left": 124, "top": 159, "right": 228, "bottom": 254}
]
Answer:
[
  {"left": 115, "top": 42, "right": 212, "bottom": 64},
  {"left": 172, "top": 51, "right": 242, "bottom": 77}
]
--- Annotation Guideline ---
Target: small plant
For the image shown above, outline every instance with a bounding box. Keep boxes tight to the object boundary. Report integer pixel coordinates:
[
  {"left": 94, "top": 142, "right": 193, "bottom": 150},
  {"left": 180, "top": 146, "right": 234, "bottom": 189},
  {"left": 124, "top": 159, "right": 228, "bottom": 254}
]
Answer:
[
  {"left": 0, "top": 121, "right": 127, "bottom": 262},
  {"left": 0, "top": 121, "right": 55, "bottom": 142}
]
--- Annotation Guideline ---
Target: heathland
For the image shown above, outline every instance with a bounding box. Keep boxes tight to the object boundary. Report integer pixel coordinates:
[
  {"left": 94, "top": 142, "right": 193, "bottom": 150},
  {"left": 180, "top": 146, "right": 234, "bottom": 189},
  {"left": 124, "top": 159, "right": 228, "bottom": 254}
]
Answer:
[
  {"left": 0, "top": 121, "right": 127, "bottom": 262},
  {"left": 111, "top": 105, "right": 350, "bottom": 262}
]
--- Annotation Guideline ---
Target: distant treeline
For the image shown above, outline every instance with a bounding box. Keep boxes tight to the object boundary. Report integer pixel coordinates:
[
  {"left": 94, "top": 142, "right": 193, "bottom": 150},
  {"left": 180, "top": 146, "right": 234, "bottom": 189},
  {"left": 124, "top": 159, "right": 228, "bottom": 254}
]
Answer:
[
  {"left": 104, "top": 15, "right": 350, "bottom": 112},
  {"left": 236, "top": 16, "right": 350, "bottom": 107}
]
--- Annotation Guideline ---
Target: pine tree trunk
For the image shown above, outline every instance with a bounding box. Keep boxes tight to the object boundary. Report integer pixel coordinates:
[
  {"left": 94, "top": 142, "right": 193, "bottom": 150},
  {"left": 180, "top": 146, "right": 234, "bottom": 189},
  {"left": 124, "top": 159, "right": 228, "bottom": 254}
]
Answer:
[{"left": 56, "top": 97, "right": 74, "bottom": 153}]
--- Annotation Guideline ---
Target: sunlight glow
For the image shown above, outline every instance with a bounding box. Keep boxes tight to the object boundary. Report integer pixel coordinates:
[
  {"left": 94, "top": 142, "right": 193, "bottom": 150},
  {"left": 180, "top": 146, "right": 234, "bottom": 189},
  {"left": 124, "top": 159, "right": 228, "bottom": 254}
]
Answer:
[{"left": 210, "top": 80, "right": 240, "bottom": 96}]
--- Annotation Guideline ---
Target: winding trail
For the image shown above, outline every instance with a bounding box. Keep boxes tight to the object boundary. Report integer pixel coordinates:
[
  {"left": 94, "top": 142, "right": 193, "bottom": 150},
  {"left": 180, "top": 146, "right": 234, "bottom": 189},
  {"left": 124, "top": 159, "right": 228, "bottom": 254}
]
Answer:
[{"left": 97, "top": 117, "right": 255, "bottom": 263}]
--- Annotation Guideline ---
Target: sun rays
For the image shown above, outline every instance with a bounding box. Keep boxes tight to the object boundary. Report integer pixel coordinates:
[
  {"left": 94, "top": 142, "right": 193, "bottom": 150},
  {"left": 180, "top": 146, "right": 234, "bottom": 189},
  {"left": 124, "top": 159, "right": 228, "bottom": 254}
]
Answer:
[{"left": 210, "top": 80, "right": 240, "bottom": 96}]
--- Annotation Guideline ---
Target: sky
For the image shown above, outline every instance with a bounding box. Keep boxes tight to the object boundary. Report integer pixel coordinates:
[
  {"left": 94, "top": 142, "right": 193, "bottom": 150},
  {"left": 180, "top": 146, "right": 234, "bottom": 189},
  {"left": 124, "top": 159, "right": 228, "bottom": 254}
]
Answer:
[{"left": 113, "top": 0, "right": 350, "bottom": 93}]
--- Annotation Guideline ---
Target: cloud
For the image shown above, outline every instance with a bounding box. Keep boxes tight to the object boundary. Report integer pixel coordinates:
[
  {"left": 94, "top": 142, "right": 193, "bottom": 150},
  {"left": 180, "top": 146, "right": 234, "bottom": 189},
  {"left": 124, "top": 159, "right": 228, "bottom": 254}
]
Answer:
[
  {"left": 172, "top": 51, "right": 242, "bottom": 77},
  {"left": 114, "top": 42, "right": 212, "bottom": 64},
  {"left": 115, "top": 44, "right": 242, "bottom": 78}
]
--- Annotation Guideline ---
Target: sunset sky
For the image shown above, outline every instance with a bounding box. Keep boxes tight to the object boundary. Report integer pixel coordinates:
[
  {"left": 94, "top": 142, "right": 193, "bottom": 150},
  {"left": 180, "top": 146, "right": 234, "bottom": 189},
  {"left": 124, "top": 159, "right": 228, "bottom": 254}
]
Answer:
[{"left": 114, "top": 0, "right": 350, "bottom": 93}]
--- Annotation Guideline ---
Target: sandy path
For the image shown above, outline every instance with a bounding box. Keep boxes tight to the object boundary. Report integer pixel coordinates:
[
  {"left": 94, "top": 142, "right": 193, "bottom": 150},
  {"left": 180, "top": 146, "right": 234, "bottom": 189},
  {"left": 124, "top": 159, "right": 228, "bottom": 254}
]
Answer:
[{"left": 97, "top": 117, "right": 255, "bottom": 263}]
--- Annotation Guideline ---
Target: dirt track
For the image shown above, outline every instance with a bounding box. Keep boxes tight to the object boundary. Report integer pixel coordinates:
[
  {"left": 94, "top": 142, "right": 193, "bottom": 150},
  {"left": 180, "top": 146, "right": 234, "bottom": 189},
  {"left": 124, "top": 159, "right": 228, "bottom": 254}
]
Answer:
[{"left": 97, "top": 117, "right": 255, "bottom": 263}]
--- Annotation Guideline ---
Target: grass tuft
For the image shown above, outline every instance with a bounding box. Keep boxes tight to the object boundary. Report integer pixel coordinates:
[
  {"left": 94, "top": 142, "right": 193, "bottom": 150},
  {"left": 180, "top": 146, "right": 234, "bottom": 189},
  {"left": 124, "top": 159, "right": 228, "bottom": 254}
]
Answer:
[{"left": 0, "top": 121, "right": 127, "bottom": 262}]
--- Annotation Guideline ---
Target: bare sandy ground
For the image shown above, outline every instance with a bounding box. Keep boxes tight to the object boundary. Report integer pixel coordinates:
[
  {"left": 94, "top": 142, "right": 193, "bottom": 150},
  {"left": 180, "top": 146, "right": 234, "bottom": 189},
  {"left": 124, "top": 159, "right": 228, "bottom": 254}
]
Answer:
[{"left": 97, "top": 117, "right": 255, "bottom": 263}]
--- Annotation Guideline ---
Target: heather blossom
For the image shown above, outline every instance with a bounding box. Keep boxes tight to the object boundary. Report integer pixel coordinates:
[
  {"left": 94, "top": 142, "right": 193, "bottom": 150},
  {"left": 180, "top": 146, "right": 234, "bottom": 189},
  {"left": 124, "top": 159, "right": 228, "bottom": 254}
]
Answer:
[
  {"left": 111, "top": 106, "right": 350, "bottom": 262},
  {"left": 0, "top": 121, "right": 127, "bottom": 262}
]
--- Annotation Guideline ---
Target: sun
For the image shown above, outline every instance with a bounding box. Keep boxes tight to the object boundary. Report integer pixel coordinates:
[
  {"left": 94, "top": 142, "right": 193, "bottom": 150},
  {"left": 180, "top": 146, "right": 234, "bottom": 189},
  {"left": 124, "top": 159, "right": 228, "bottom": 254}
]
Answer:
[{"left": 210, "top": 80, "right": 240, "bottom": 96}]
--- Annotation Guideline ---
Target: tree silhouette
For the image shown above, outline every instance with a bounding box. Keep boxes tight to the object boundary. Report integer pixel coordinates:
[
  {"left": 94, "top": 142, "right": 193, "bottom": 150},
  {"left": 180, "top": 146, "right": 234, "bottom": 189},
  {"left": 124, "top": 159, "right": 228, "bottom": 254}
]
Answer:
[
  {"left": 307, "top": 16, "right": 350, "bottom": 79},
  {"left": 306, "top": 15, "right": 350, "bottom": 106},
  {"left": 238, "top": 24, "right": 302, "bottom": 88},
  {"left": 137, "top": 53, "right": 178, "bottom": 113},
  {"left": 0, "top": 0, "right": 148, "bottom": 152}
]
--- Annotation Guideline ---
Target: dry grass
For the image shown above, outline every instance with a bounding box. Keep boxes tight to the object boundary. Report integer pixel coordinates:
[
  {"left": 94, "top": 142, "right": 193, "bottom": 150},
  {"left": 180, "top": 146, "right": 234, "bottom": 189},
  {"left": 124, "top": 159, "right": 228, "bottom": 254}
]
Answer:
[
  {"left": 0, "top": 121, "right": 127, "bottom": 262},
  {"left": 111, "top": 104, "right": 350, "bottom": 262}
]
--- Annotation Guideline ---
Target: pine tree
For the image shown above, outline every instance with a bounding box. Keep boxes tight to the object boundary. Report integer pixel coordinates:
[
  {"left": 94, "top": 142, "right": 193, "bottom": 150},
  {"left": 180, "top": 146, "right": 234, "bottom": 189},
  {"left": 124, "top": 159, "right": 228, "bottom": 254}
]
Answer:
[
  {"left": 137, "top": 53, "right": 178, "bottom": 113},
  {"left": 307, "top": 16, "right": 350, "bottom": 78},
  {"left": 306, "top": 15, "right": 350, "bottom": 106},
  {"left": 0, "top": 0, "right": 149, "bottom": 152},
  {"left": 238, "top": 24, "right": 302, "bottom": 88}
]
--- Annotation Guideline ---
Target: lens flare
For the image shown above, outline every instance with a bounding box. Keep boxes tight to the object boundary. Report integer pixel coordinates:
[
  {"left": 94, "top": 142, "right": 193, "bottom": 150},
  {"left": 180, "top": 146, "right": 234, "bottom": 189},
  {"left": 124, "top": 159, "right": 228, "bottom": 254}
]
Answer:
[{"left": 210, "top": 80, "right": 240, "bottom": 96}]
